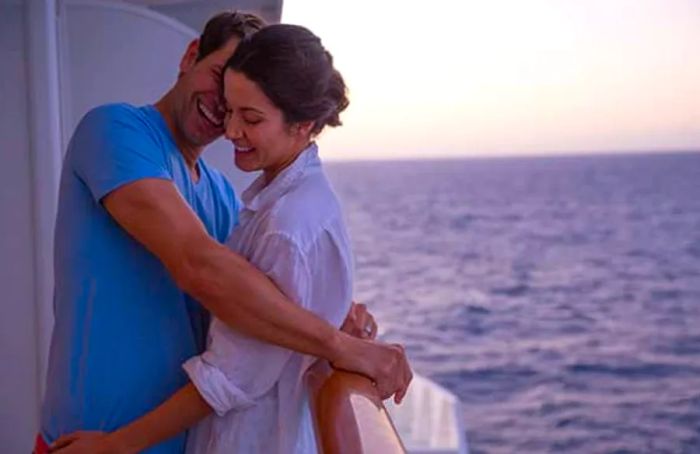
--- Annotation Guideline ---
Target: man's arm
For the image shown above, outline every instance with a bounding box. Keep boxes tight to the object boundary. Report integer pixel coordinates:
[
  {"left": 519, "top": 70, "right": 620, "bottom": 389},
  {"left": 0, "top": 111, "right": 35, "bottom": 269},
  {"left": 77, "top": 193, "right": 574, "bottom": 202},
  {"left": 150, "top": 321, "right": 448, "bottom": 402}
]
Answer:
[{"left": 103, "top": 178, "right": 411, "bottom": 400}]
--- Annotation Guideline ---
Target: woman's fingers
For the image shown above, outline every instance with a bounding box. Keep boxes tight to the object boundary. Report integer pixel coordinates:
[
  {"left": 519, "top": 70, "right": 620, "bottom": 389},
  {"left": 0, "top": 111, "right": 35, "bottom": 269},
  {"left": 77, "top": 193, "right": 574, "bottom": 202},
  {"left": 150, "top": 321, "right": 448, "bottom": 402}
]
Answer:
[
  {"left": 49, "top": 431, "right": 104, "bottom": 453},
  {"left": 356, "top": 304, "right": 376, "bottom": 339},
  {"left": 367, "top": 317, "right": 378, "bottom": 339},
  {"left": 48, "top": 432, "right": 81, "bottom": 452},
  {"left": 349, "top": 302, "right": 378, "bottom": 339},
  {"left": 342, "top": 302, "right": 370, "bottom": 338}
]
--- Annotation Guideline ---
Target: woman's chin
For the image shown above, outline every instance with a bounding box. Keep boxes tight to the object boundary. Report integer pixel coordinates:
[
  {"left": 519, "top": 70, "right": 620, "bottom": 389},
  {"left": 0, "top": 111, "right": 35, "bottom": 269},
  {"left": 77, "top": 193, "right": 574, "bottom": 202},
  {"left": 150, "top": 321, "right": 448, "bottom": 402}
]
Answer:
[{"left": 234, "top": 154, "right": 260, "bottom": 173}]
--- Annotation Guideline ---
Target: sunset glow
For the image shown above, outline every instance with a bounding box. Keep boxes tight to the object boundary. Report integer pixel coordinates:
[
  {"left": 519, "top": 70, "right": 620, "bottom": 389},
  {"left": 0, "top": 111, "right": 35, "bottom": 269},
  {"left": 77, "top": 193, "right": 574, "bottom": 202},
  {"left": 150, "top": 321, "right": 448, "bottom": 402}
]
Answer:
[{"left": 283, "top": 0, "right": 700, "bottom": 159}]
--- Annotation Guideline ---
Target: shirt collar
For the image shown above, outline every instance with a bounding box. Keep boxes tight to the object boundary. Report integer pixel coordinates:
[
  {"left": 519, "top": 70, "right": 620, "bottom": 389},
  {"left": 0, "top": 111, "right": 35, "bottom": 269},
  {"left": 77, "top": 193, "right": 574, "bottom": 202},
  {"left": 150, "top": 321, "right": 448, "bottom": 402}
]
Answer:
[{"left": 241, "top": 142, "right": 320, "bottom": 213}]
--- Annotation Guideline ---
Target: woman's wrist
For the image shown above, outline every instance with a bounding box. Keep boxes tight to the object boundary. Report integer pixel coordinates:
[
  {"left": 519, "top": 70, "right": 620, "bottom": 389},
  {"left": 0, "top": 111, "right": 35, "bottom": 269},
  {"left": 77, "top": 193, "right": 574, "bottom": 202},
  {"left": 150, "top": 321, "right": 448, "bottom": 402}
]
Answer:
[{"left": 103, "top": 430, "right": 142, "bottom": 454}]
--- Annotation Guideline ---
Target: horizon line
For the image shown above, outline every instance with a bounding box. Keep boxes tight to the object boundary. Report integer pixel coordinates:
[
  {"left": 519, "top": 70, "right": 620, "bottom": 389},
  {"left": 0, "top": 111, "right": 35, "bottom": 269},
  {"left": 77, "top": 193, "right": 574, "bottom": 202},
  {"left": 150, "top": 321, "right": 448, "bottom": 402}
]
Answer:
[{"left": 322, "top": 148, "right": 700, "bottom": 163}]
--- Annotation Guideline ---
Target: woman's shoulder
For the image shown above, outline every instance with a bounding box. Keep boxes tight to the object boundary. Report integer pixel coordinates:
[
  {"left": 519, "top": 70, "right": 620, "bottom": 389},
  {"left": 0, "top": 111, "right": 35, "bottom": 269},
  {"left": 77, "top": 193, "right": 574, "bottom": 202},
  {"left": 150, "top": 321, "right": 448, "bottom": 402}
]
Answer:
[{"left": 265, "top": 170, "right": 346, "bottom": 250}]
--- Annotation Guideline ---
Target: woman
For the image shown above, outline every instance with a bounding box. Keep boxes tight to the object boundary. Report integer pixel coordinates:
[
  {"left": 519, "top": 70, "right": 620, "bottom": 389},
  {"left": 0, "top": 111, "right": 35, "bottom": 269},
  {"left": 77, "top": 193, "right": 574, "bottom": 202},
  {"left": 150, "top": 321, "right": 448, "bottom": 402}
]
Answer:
[{"left": 52, "top": 23, "right": 356, "bottom": 453}]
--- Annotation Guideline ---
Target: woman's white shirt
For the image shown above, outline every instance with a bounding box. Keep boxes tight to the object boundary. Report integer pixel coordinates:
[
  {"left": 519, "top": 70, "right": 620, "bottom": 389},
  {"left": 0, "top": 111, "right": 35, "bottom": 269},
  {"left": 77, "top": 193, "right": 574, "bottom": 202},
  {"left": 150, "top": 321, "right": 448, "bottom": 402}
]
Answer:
[{"left": 183, "top": 144, "right": 354, "bottom": 454}]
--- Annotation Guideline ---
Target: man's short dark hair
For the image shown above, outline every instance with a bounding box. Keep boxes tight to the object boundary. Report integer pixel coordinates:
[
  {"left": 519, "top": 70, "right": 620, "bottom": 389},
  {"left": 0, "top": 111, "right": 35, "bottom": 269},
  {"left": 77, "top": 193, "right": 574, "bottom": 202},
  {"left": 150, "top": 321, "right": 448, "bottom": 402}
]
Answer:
[{"left": 197, "top": 11, "right": 266, "bottom": 61}]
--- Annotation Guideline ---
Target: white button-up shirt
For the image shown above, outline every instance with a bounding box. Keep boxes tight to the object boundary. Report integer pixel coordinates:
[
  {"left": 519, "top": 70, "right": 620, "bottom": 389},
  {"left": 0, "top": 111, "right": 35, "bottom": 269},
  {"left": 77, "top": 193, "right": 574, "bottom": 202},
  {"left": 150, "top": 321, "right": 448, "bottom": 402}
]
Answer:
[{"left": 183, "top": 143, "right": 354, "bottom": 454}]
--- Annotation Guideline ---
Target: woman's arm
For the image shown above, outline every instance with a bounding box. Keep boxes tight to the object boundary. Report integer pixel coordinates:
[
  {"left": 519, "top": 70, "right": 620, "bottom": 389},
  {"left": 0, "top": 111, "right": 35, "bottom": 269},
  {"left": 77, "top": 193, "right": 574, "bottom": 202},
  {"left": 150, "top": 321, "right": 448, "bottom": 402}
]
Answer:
[
  {"left": 51, "top": 383, "right": 210, "bottom": 454},
  {"left": 107, "top": 382, "right": 211, "bottom": 453}
]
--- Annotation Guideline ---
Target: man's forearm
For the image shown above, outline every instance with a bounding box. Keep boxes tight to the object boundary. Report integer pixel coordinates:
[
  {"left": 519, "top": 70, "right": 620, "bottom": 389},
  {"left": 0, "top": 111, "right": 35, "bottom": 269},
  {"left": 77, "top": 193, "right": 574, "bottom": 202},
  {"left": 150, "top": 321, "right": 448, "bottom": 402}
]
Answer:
[
  {"left": 107, "top": 383, "right": 211, "bottom": 454},
  {"left": 179, "top": 238, "right": 346, "bottom": 363},
  {"left": 101, "top": 179, "right": 410, "bottom": 401}
]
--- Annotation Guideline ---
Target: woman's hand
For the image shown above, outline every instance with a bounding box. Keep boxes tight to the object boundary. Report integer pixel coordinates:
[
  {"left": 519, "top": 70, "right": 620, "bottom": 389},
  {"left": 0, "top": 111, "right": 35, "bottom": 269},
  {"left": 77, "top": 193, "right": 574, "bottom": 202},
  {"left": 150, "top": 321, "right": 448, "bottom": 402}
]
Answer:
[
  {"left": 341, "top": 301, "right": 378, "bottom": 339},
  {"left": 337, "top": 302, "right": 412, "bottom": 403},
  {"left": 49, "top": 431, "right": 125, "bottom": 454}
]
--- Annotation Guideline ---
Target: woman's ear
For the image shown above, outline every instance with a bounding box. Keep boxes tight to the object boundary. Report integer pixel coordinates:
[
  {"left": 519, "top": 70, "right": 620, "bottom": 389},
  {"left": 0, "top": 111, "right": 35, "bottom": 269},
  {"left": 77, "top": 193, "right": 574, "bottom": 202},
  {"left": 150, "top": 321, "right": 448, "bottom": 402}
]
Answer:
[{"left": 293, "top": 121, "right": 316, "bottom": 138}]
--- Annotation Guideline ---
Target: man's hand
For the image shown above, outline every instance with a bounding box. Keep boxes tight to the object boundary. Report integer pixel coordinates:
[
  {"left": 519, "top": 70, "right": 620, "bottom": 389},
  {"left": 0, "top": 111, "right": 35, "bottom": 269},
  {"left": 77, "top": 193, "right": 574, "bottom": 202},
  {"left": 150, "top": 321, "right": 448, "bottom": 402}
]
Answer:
[
  {"left": 332, "top": 334, "right": 413, "bottom": 404},
  {"left": 49, "top": 431, "right": 124, "bottom": 454},
  {"left": 341, "top": 302, "right": 378, "bottom": 339},
  {"left": 337, "top": 302, "right": 412, "bottom": 403}
]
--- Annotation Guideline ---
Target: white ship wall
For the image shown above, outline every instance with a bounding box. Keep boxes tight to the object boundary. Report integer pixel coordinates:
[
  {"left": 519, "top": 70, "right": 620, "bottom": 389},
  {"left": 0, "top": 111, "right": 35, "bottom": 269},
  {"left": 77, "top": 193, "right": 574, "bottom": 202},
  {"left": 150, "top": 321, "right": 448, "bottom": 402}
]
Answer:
[{"left": 0, "top": 2, "right": 43, "bottom": 452}]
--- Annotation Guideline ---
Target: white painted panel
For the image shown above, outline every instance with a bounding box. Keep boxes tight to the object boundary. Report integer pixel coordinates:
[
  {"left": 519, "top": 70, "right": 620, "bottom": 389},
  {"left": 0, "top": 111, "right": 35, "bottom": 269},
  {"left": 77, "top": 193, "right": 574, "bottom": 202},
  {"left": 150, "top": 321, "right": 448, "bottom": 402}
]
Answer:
[
  {"left": 58, "top": 0, "right": 196, "bottom": 145},
  {"left": 0, "top": 4, "right": 41, "bottom": 452},
  {"left": 59, "top": 0, "right": 255, "bottom": 189},
  {"left": 148, "top": 0, "right": 283, "bottom": 31}
]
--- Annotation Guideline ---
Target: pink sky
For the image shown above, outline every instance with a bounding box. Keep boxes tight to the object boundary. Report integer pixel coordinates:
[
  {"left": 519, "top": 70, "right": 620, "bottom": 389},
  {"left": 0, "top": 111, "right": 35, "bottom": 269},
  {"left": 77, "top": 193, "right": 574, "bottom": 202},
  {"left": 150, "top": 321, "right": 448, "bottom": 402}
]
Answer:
[{"left": 283, "top": 0, "right": 700, "bottom": 159}]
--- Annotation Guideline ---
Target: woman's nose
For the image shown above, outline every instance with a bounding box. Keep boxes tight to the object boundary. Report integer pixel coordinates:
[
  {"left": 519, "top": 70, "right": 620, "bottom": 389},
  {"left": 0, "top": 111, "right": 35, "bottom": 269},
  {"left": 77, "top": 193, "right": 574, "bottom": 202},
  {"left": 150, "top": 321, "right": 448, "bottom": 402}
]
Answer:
[{"left": 225, "top": 116, "right": 243, "bottom": 140}]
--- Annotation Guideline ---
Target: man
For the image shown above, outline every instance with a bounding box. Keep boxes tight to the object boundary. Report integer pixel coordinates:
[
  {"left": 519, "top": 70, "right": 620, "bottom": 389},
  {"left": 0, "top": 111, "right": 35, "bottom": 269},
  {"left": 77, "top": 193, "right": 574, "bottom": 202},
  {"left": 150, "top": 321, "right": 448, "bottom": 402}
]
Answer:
[{"left": 39, "top": 11, "right": 411, "bottom": 454}]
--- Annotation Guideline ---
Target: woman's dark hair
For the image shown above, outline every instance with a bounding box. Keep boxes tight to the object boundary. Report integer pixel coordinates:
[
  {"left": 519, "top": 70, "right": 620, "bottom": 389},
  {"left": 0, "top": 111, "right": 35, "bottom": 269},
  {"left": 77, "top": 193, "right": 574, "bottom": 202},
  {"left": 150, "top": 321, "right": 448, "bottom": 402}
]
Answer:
[
  {"left": 225, "top": 24, "right": 349, "bottom": 135},
  {"left": 197, "top": 11, "right": 266, "bottom": 61}
]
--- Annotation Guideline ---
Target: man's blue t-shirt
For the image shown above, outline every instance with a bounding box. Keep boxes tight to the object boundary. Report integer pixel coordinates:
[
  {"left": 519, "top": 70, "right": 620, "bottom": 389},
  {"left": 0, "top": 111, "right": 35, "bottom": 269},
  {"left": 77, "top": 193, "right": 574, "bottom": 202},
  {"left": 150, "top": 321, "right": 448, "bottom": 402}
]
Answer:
[{"left": 41, "top": 104, "right": 239, "bottom": 453}]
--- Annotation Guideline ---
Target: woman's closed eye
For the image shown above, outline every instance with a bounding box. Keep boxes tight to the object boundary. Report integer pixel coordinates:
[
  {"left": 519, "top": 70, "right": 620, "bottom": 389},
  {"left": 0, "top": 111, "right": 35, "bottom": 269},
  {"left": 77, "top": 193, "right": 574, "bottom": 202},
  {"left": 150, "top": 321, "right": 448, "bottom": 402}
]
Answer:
[{"left": 243, "top": 116, "right": 263, "bottom": 126}]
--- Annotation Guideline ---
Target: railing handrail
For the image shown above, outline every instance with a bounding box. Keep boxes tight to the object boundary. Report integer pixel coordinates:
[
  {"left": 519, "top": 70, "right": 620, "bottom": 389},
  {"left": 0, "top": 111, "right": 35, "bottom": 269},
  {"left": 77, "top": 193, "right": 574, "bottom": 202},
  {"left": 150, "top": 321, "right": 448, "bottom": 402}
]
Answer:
[{"left": 307, "top": 362, "right": 407, "bottom": 454}]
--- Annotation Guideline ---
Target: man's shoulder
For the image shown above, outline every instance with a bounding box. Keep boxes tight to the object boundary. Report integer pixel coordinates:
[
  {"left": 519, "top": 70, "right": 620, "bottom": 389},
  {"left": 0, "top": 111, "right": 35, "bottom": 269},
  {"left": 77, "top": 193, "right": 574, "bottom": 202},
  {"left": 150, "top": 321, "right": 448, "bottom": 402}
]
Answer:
[
  {"left": 69, "top": 103, "right": 161, "bottom": 153},
  {"left": 74, "top": 103, "right": 160, "bottom": 142},
  {"left": 66, "top": 103, "right": 171, "bottom": 188},
  {"left": 80, "top": 102, "right": 145, "bottom": 126}
]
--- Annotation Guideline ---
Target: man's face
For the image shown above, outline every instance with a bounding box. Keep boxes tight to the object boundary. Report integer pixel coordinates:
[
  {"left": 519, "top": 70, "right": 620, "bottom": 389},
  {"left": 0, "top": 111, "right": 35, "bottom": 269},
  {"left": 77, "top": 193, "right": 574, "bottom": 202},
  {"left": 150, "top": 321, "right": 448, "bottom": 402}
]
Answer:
[{"left": 172, "top": 38, "right": 240, "bottom": 148}]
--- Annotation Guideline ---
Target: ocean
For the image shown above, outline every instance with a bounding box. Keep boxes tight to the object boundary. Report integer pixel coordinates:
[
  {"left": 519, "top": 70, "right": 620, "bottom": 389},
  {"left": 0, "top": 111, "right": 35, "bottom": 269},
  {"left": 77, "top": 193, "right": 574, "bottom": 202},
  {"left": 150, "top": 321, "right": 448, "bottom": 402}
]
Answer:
[{"left": 325, "top": 152, "right": 700, "bottom": 454}]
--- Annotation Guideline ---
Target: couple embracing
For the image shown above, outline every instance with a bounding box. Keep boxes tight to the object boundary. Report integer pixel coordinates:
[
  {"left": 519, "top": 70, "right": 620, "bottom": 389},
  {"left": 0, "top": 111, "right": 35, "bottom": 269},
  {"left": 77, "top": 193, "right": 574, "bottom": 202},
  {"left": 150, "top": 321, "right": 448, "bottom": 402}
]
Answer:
[{"left": 39, "top": 11, "right": 411, "bottom": 454}]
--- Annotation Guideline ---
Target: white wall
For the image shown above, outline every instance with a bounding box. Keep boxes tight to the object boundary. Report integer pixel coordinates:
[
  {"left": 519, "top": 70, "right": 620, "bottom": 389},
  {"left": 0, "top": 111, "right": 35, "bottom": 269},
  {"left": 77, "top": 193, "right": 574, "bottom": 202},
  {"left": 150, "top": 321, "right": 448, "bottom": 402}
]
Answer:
[
  {"left": 0, "top": 2, "right": 42, "bottom": 452},
  {"left": 147, "top": 0, "right": 282, "bottom": 32}
]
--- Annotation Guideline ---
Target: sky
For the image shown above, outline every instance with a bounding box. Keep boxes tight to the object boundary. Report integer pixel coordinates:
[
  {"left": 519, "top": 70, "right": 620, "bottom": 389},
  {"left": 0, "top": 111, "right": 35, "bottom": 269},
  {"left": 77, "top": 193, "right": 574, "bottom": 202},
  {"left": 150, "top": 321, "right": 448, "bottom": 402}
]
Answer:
[{"left": 282, "top": 0, "right": 700, "bottom": 160}]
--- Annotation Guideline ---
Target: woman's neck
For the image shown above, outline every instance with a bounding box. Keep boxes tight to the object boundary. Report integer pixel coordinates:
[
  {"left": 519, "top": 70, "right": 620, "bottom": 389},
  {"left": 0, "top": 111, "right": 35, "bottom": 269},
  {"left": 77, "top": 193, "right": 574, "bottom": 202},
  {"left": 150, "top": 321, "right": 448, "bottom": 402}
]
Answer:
[{"left": 262, "top": 141, "right": 312, "bottom": 185}]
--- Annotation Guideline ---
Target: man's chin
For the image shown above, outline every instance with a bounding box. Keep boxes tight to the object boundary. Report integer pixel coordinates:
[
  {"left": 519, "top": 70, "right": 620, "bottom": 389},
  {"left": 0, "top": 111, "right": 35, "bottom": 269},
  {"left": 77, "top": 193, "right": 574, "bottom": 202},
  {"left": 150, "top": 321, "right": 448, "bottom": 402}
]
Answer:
[
  {"left": 187, "top": 131, "right": 222, "bottom": 148},
  {"left": 183, "top": 116, "right": 223, "bottom": 146},
  {"left": 198, "top": 136, "right": 221, "bottom": 147}
]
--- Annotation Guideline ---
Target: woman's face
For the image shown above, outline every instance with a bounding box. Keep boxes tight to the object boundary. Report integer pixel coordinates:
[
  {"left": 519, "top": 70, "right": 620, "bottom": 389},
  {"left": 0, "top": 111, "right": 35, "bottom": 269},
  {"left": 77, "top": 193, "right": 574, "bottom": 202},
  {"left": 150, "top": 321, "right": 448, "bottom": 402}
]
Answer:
[{"left": 223, "top": 69, "right": 311, "bottom": 181}]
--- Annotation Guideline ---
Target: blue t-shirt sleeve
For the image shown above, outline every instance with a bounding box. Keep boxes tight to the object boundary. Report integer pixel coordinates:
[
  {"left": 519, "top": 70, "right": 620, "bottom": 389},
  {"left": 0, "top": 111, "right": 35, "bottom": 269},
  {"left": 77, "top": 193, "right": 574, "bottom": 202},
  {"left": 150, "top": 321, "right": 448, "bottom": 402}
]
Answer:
[{"left": 69, "top": 104, "right": 171, "bottom": 202}]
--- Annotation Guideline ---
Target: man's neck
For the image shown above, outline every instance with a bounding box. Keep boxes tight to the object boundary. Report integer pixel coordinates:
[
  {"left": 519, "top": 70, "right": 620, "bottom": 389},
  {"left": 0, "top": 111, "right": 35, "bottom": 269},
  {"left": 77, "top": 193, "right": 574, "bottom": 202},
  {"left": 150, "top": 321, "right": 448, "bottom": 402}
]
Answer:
[{"left": 154, "top": 95, "right": 203, "bottom": 181}]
